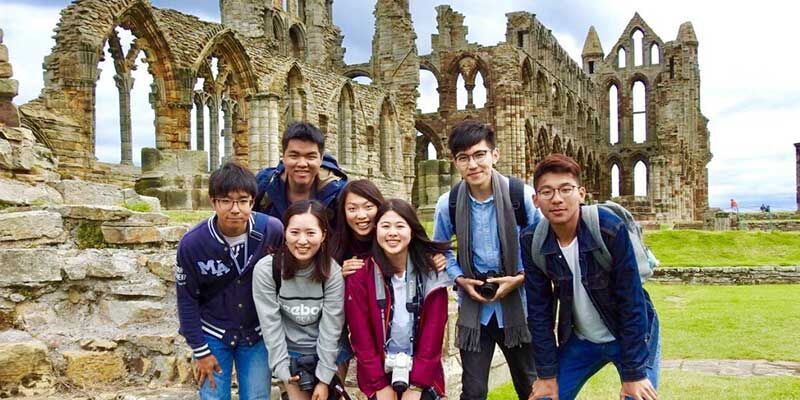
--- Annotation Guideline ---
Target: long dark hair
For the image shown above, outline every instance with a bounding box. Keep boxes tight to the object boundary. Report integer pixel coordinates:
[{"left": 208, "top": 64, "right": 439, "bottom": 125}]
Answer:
[
  {"left": 332, "top": 179, "right": 386, "bottom": 263},
  {"left": 277, "top": 200, "right": 331, "bottom": 283},
  {"left": 372, "top": 199, "right": 451, "bottom": 277}
]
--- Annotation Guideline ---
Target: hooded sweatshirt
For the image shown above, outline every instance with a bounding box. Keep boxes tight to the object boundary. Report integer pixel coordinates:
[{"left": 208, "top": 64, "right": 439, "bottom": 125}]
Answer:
[{"left": 252, "top": 255, "right": 344, "bottom": 385}]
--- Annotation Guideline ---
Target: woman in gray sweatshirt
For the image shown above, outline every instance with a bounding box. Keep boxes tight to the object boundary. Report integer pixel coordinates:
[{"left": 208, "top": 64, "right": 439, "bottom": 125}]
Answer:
[{"left": 253, "top": 200, "right": 345, "bottom": 400}]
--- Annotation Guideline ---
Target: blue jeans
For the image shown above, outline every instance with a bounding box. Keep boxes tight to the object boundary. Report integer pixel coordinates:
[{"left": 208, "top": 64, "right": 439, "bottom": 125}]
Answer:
[
  {"left": 557, "top": 315, "right": 661, "bottom": 400},
  {"left": 199, "top": 334, "right": 271, "bottom": 400}
]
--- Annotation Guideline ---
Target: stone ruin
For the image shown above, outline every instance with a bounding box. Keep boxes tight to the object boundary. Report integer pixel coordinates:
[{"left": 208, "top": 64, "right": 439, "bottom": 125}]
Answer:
[{"left": 0, "top": 0, "right": 713, "bottom": 397}]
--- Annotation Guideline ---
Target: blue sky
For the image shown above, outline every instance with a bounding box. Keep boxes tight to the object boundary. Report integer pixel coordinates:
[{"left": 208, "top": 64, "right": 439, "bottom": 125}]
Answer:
[{"left": 1, "top": 0, "right": 798, "bottom": 211}]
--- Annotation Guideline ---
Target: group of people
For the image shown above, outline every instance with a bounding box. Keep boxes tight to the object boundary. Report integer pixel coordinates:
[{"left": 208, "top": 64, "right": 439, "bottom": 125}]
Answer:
[{"left": 176, "top": 120, "right": 661, "bottom": 400}]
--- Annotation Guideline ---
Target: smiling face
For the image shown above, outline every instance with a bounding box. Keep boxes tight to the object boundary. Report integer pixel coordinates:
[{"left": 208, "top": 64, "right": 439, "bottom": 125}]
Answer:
[
  {"left": 283, "top": 139, "right": 322, "bottom": 188},
  {"left": 211, "top": 190, "right": 254, "bottom": 237},
  {"left": 376, "top": 210, "right": 411, "bottom": 260},
  {"left": 534, "top": 172, "right": 586, "bottom": 228},
  {"left": 285, "top": 211, "right": 326, "bottom": 266},
  {"left": 453, "top": 139, "right": 499, "bottom": 191},
  {"left": 344, "top": 192, "right": 378, "bottom": 240}
]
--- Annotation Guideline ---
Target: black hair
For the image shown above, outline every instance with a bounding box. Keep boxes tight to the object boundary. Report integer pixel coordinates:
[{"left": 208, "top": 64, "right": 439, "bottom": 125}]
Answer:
[
  {"left": 332, "top": 180, "right": 386, "bottom": 263},
  {"left": 281, "top": 122, "right": 325, "bottom": 154},
  {"left": 208, "top": 161, "right": 258, "bottom": 199},
  {"left": 447, "top": 119, "right": 496, "bottom": 156},
  {"left": 277, "top": 200, "right": 332, "bottom": 283},
  {"left": 372, "top": 199, "right": 451, "bottom": 277}
]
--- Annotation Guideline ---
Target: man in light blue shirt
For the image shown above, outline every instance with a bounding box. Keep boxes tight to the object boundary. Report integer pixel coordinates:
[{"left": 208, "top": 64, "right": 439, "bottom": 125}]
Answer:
[{"left": 432, "top": 120, "right": 539, "bottom": 400}]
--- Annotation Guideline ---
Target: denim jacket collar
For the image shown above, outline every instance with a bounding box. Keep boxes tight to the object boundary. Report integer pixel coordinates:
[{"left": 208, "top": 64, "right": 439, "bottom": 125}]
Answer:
[{"left": 541, "top": 210, "right": 601, "bottom": 257}]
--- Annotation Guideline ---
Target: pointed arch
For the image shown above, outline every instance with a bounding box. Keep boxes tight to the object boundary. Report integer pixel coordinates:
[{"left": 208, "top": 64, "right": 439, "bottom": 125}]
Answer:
[
  {"left": 337, "top": 82, "right": 356, "bottom": 164},
  {"left": 287, "top": 64, "right": 307, "bottom": 123},
  {"left": 289, "top": 23, "right": 307, "bottom": 61},
  {"left": 193, "top": 29, "right": 258, "bottom": 96},
  {"left": 378, "top": 98, "right": 399, "bottom": 175},
  {"left": 551, "top": 135, "right": 563, "bottom": 154}
]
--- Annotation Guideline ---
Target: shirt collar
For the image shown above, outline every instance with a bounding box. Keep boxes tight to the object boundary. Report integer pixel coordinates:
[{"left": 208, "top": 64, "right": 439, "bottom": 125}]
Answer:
[{"left": 207, "top": 214, "right": 256, "bottom": 245}]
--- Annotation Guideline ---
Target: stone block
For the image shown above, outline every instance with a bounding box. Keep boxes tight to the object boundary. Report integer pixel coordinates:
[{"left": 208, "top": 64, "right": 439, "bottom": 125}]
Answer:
[
  {"left": 0, "top": 78, "right": 18, "bottom": 97},
  {"left": 0, "top": 102, "right": 20, "bottom": 129},
  {"left": 0, "top": 210, "right": 64, "bottom": 243},
  {"left": 0, "top": 249, "right": 63, "bottom": 286},
  {"left": 0, "top": 331, "right": 51, "bottom": 391},
  {"left": 101, "top": 221, "right": 161, "bottom": 244},
  {"left": 80, "top": 338, "right": 118, "bottom": 351},
  {"left": 122, "top": 188, "right": 162, "bottom": 212},
  {"left": 145, "top": 252, "right": 177, "bottom": 282},
  {"left": 53, "top": 204, "right": 132, "bottom": 221},
  {"left": 129, "top": 211, "right": 169, "bottom": 226},
  {"left": 108, "top": 273, "right": 166, "bottom": 298},
  {"left": 0, "top": 137, "right": 11, "bottom": 168},
  {"left": 63, "top": 350, "right": 125, "bottom": 386},
  {"left": 53, "top": 179, "right": 124, "bottom": 206},
  {"left": 0, "top": 62, "right": 11, "bottom": 79},
  {"left": 0, "top": 44, "right": 7, "bottom": 63},
  {"left": 158, "top": 225, "right": 188, "bottom": 243},
  {"left": 101, "top": 300, "right": 166, "bottom": 327},
  {"left": 125, "top": 334, "right": 177, "bottom": 355}
]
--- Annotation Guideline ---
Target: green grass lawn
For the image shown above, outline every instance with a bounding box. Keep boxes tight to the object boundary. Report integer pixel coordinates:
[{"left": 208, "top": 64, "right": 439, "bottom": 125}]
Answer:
[
  {"left": 644, "top": 230, "right": 800, "bottom": 267},
  {"left": 488, "top": 367, "right": 800, "bottom": 399},
  {"left": 648, "top": 284, "right": 800, "bottom": 361}
]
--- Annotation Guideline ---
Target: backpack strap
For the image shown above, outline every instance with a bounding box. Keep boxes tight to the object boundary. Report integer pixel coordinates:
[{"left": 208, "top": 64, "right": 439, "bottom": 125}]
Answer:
[
  {"left": 448, "top": 180, "right": 462, "bottom": 232},
  {"left": 580, "top": 205, "right": 612, "bottom": 272},
  {"left": 508, "top": 176, "right": 528, "bottom": 228},
  {"left": 272, "top": 256, "right": 282, "bottom": 294},
  {"left": 529, "top": 219, "right": 550, "bottom": 275}
]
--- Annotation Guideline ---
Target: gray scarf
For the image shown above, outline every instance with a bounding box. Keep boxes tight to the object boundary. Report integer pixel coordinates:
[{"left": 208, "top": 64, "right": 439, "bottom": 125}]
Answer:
[{"left": 455, "top": 170, "right": 532, "bottom": 352}]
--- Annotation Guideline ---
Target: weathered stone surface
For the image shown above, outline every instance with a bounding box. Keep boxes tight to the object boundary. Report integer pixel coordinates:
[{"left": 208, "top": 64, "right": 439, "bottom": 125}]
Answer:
[
  {"left": 0, "top": 177, "right": 62, "bottom": 206},
  {"left": 0, "top": 249, "right": 63, "bottom": 286},
  {"left": 53, "top": 204, "right": 132, "bottom": 221},
  {"left": 129, "top": 211, "right": 169, "bottom": 226},
  {"left": 145, "top": 253, "right": 177, "bottom": 282},
  {"left": 101, "top": 221, "right": 161, "bottom": 244},
  {"left": 122, "top": 188, "right": 162, "bottom": 212},
  {"left": 158, "top": 225, "right": 188, "bottom": 243},
  {"left": 0, "top": 331, "right": 50, "bottom": 391},
  {"left": 108, "top": 273, "right": 166, "bottom": 298},
  {"left": 63, "top": 250, "right": 137, "bottom": 280},
  {"left": 0, "top": 78, "right": 17, "bottom": 97},
  {"left": 0, "top": 210, "right": 63, "bottom": 242},
  {"left": 652, "top": 266, "right": 800, "bottom": 285},
  {"left": 101, "top": 300, "right": 166, "bottom": 327},
  {"left": 80, "top": 338, "right": 118, "bottom": 351},
  {"left": 53, "top": 179, "right": 124, "bottom": 206},
  {"left": 63, "top": 350, "right": 125, "bottom": 386},
  {"left": 0, "top": 62, "right": 11, "bottom": 79},
  {"left": 0, "top": 44, "right": 7, "bottom": 63},
  {"left": 126, "top": 334, "right": 176, "bottom": 355}
]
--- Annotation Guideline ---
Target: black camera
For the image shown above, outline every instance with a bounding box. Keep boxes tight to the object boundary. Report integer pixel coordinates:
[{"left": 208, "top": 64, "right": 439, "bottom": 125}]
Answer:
[
  {"left": 475, "top": 270, "right": 499, "bottom": 299},
  {"left": 289, "top": 354, "right": 319, "bottom": 392}
]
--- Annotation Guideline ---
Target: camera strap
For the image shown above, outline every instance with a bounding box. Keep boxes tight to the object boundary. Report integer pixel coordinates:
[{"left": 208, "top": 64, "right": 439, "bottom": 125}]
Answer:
[{"left": 373, "top": 258, "right": 422, "bottom": 357}]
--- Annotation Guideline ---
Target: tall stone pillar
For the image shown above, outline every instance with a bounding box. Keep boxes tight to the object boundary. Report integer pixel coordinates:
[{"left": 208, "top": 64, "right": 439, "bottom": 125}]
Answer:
[
  {"left": 267, "top": 95, "right": 281, "bottom": 166},
  {"left": 247, "top": 96, "right": 260, "bottom": 169},
  {"left": 194, "top": 94, "right": 205, "bottom": 151},
  {"left": 114, "top": 72, "right": 134, "bottom": 165},
  {"left": 795, "top": 142, "right": 799, "bottom": 212},
  {"left": 222, "top": 99, "right": 234, "bottom": 164},
  {"left": 209, "top": 98, "right": 220, "bottom": 170}
]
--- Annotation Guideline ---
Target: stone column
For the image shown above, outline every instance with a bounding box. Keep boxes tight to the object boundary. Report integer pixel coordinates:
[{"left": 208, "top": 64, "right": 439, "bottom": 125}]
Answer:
[
  {"left": 267, "top": 95, "right": 281, "bottom": 166},
  {"left": 795, "top": 142, "right": 799, "bottom": 212},
  {"left": 247, "top": 96, "right": 260, "bottom": 169},
  {"left": 208, "top": 98, "right": 220, "bottom": 170},
  {"left": 114, "top": 72, "right": 134, "bottom": 165},
  {"left": 194, "top": 93, "right": 205, "bottom": 151},
  {"left": 222, "top": 99, "right": 234, "bottom": 164}
]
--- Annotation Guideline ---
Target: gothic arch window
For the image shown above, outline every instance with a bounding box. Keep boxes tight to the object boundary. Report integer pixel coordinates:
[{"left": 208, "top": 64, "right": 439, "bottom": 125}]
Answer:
[
  {"left": 618, "top": 47, "right": 627, "bottom": 69},
  {"left": 650, "top": 43, "right": 661, "bottom": 65},
  {"left": 287, "top": 66, "right": 306, "bottom": 123},
  {"left": 551, "top": 135, "right": 563, "bottom": 154},
  {"left": 611, "top": 163, "right": 621, "bottom": 197},
  {"left": 337, "top": 84, "right": 355, "bottom": 164},
  {"left": 632, "top": 29, "right": 644, "bottom": 66},
  {"left": 551, "top": 83, "right": 561, "bottom": 116},
  {"left": 632, "top": 80, "right": 646, "bottom": 143},
  {"left": 536, "top": 71, "right": 548, "bottom": 107},
  {"left": 289, "top": 24, "right": 306, "bottom": 61},
  {"left": 634, "top": 160, "right": 648, "bottom": 196},
  {"left": 272, "top": 16, "right": 285, "bottom": 54},
  {"left": 379, "top": 100, "right": 397, "bottom": 175},
  {"left": 418, "top": 69, "right": 439, "bottom": 113},
  {"left": 608, "top": 84, "right": 619, "bottom": 144}
]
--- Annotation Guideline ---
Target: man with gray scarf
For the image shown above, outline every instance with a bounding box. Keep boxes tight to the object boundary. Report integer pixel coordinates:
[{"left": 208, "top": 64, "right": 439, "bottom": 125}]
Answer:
[{"left": 432, "top": 120, "right": 540, "bottom": 400}]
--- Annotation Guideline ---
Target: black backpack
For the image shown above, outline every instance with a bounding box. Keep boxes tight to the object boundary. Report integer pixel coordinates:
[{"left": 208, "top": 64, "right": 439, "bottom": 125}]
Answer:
[{"left": 448, "top": 176, "right": 529, "bottom": 231}]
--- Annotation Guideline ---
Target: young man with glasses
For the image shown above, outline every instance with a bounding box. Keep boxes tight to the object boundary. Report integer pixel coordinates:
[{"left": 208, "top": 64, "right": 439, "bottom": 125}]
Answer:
[
  {"left": 432, "top": 120, "right": 539, "bottom": 399},
  {"left": 176, "top": 161, "right": 284, "bottom": 399},
  {"left": 522, "top": 154, "right": 660, "bottom": 400},
  {"left": 255, "top": 122, "right": 347, "bottom": 227}
]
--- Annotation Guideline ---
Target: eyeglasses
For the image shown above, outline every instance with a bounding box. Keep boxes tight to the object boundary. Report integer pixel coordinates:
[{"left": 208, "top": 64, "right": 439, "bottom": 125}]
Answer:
[
  {"left": 214, "top": 198, "right": 253, "bottom": 210},
  {"left": 454, "top": 149, "right": 491, "bottom": 166},
  {"left": 536, "top": 185, "right": 578, "bottom": 200}
]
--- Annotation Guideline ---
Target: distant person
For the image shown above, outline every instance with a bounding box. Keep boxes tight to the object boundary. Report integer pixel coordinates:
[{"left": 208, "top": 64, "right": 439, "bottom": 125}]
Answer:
[
  {"left": 255, "top": 122, "right": 347, "bottom": 229},
  {"left": 522, "top": 154, "right": 660, "bottom": 400},
  {"left": 176, "top": 161, "right": 284, "bottom": 400},
  {"left": 760, "top": 204, "right": 767, "bottom": 213},
  {"left": 730, "top": 198, "right": 739, "bottom": 213},
  {"left": 765, "top": 204, "right": 771, "bottom": 213}
]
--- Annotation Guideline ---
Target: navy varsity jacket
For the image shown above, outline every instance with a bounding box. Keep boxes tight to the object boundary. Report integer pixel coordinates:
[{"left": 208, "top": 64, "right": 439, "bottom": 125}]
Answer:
[{"left": 176, "top": 212, "right": 283, "bottom": 359}]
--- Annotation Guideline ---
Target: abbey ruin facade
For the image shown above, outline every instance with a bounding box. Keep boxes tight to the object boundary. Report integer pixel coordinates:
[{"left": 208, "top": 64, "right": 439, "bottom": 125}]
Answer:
[{"left": 17, "top": 0, "right": 710, "bottom": 221}]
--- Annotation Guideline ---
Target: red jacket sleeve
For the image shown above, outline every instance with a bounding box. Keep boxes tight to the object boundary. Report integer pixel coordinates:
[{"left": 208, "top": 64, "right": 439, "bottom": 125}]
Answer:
[
  {"left": 409, "top": 287, "right": 448, "bottom": 395},
  {"left": 345, "top": 260, "right": 391, "bottom": 397}
]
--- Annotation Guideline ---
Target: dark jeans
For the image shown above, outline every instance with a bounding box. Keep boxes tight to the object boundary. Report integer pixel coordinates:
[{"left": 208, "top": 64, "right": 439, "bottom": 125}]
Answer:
[{"left": 460, "top": 316, "right": 536, "bottom": 400}]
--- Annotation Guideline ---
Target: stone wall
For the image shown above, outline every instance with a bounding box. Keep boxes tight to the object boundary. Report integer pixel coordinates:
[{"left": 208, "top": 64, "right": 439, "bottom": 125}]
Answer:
[{"left": 652, "top": 266, "right": 800, "bottom": 285}]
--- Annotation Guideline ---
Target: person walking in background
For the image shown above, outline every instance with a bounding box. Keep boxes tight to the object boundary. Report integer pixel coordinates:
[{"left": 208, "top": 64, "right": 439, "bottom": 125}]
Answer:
[
  {"left": 346, "top": 199, "right": 452, "bottom": 400},
  {"left": 176, "top": 162, "right": 284, "bottom": 400},
  {"left": 253, "top": 200, "right": 345, "bottom": 400}
]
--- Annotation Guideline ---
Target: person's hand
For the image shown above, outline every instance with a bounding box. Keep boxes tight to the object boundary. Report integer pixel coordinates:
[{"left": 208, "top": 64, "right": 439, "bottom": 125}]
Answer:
[
  {"left": 311, "top": 382, "right": 329, "bottom": 400},
  {"left": 375, "top": 385, "right": 398, "bottom": 400},
  {"left": 529, "top": 377, "right": 558, "bottom": 400},
  {"left": 401, "top": 387, "right": 423, "bottom": 400},
  {"left": 620, "top": 378, "right": 658, "bottom": 400},
  {"left": 455, "top": 276, "right": 490, "bottom": 303},
  {"left": 341, "top": 257, "right": 364, "bottom": 277},
  {"left": 195, "top": 355, "right": 222, "bottom": 389},
  {"left": 432, "top": 253, "right": 447, "bottom": 272},
  {"left": 486, "top": 274, "right": 524, "bottom": 301}
]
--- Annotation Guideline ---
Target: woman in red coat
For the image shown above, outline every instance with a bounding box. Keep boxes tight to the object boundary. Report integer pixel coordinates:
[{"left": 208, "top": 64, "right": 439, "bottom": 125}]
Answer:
[{"left": 345, "top": 199, "right": 452, "bottom": 400}]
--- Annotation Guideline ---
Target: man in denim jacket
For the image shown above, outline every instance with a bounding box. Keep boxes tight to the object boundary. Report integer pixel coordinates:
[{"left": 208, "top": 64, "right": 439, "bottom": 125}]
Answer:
[{"left": 521, "top": 154, "right": 660, "bottom": 400}]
